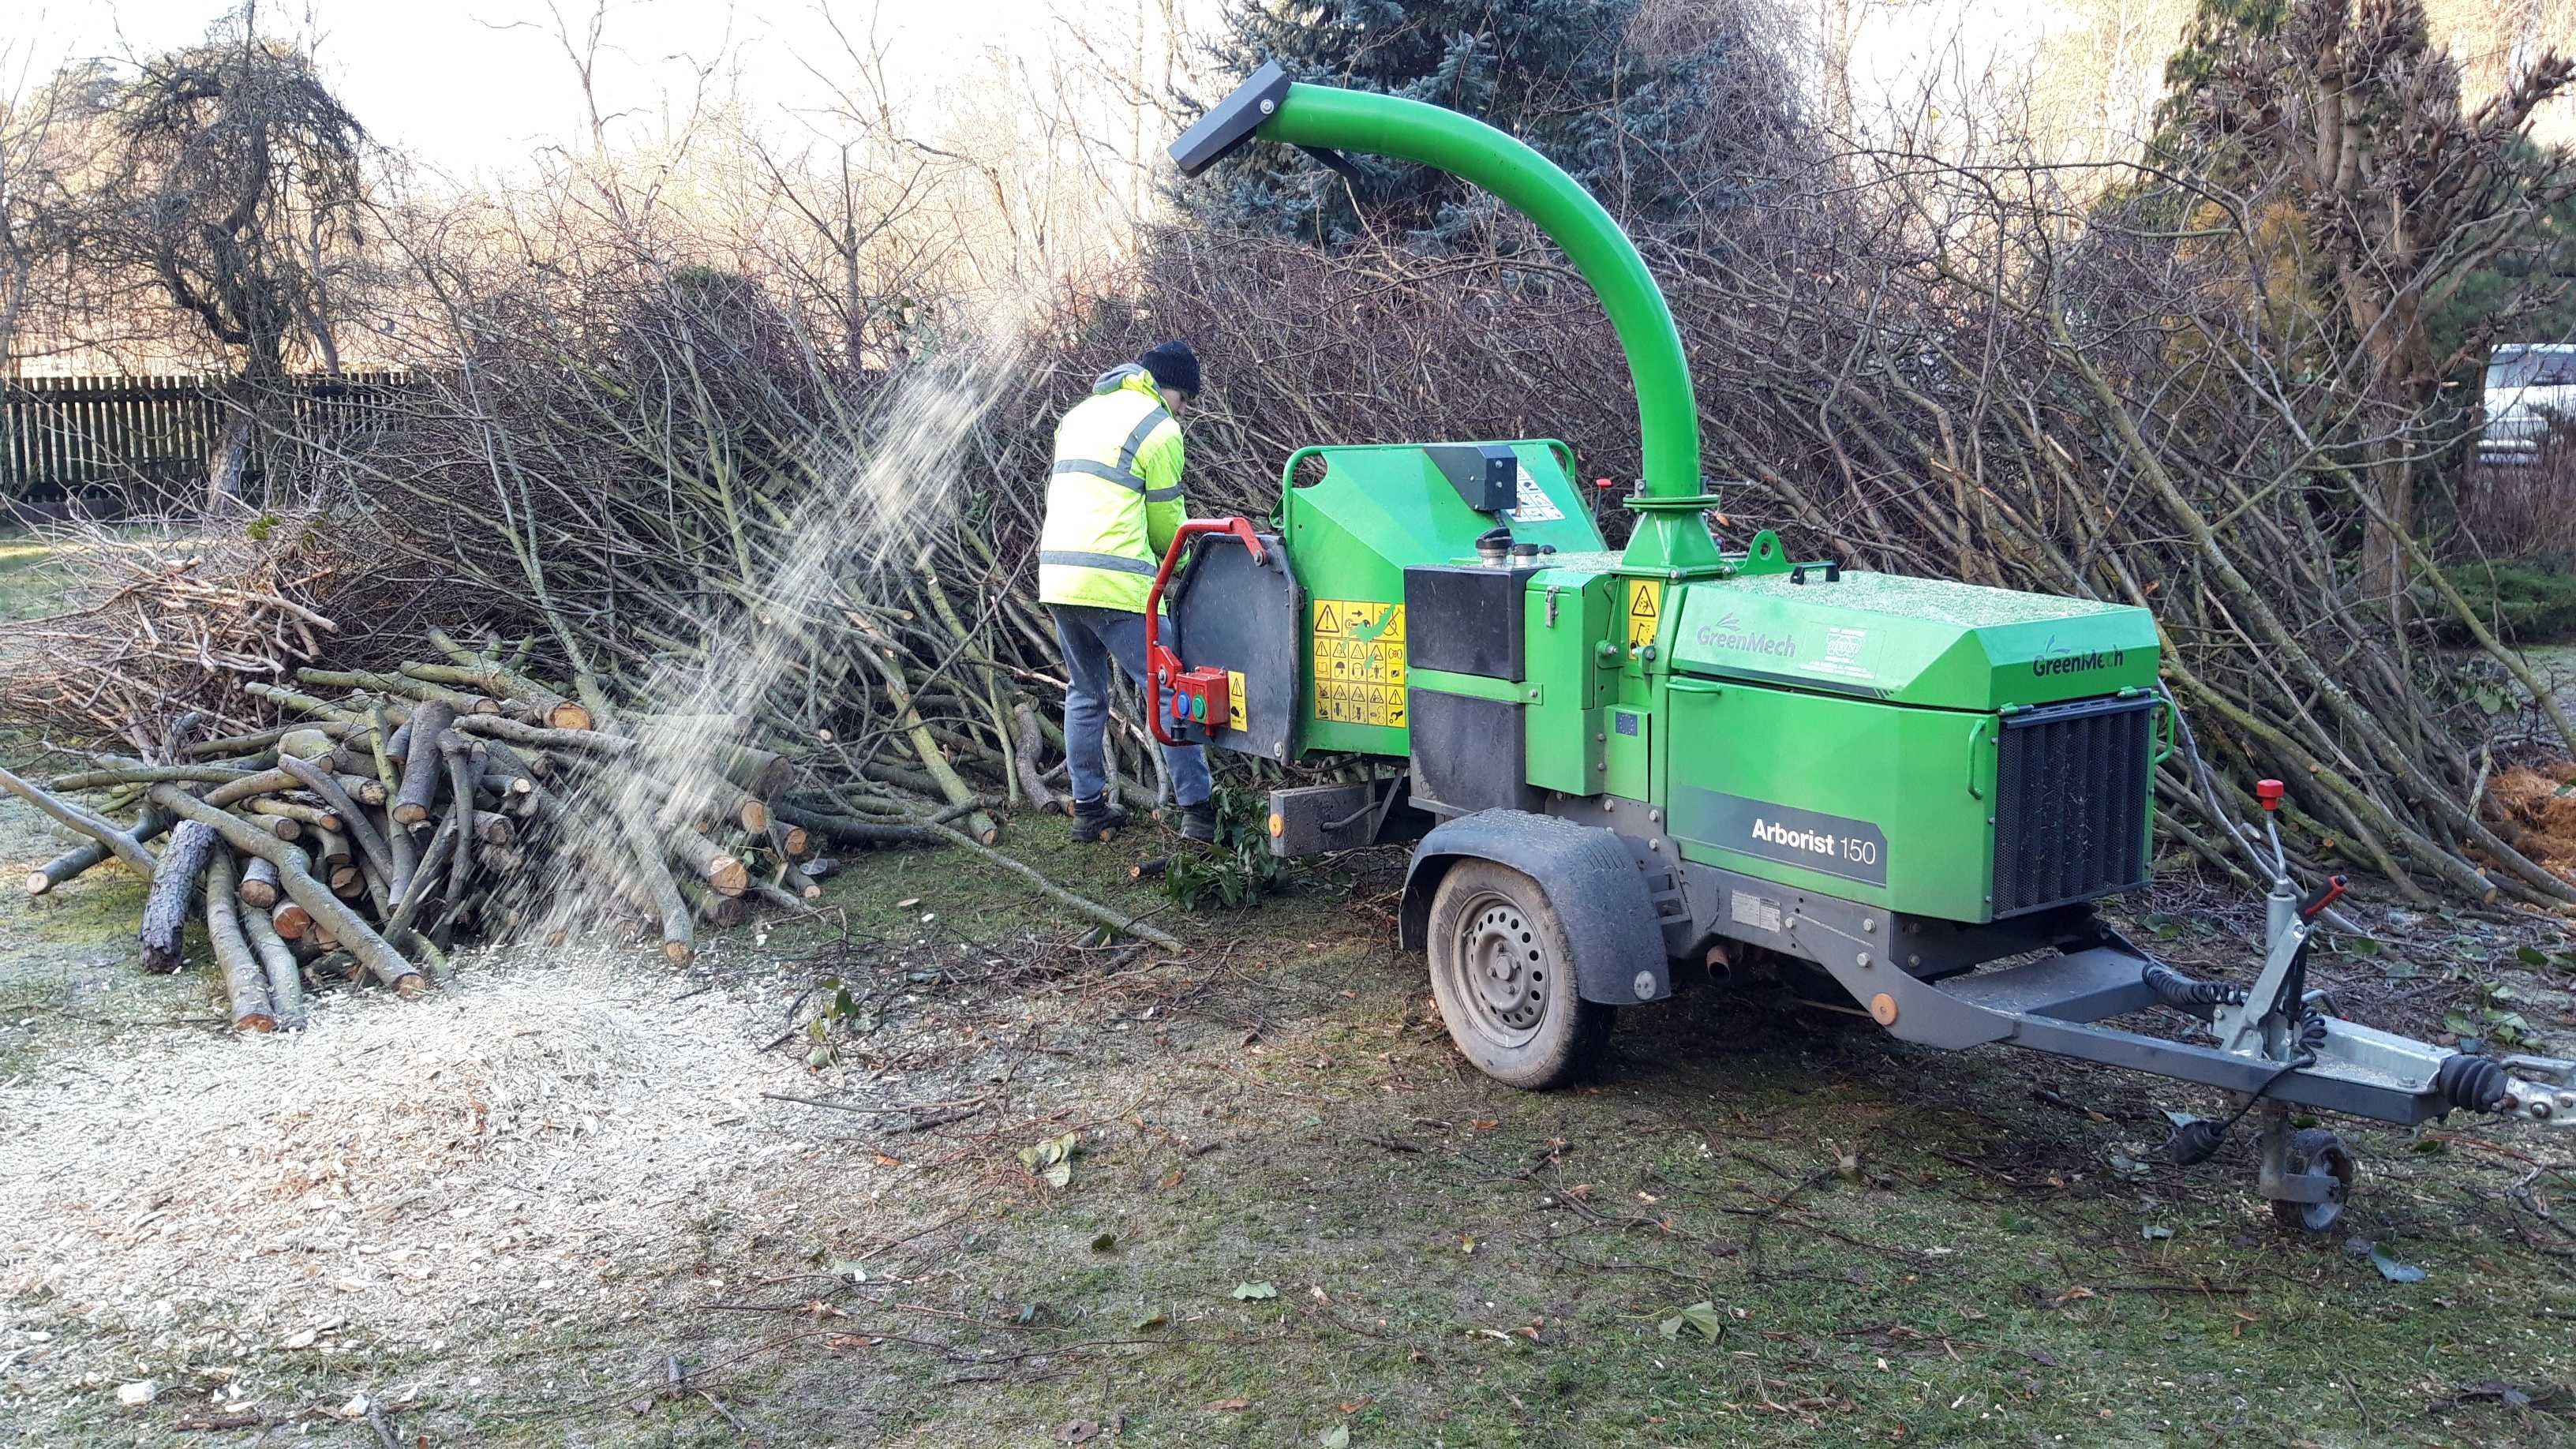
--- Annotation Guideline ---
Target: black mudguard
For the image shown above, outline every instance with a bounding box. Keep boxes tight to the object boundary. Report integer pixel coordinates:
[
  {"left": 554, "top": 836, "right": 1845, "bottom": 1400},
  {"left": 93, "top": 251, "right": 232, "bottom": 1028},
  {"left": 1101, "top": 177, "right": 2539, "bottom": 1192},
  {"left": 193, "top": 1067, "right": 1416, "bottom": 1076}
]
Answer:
[{"left": 1398, "top": 809, "right": 1670, "bottom": 1005}]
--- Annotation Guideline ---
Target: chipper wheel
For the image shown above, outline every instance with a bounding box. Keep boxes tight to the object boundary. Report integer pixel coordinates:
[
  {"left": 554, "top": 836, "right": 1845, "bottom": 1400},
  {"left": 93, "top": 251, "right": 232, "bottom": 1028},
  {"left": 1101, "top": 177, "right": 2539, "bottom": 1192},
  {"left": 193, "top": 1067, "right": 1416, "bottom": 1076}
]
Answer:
[
  {"left": 2271, "top": 1128, "right": 2358, "bottom": 1234},
  {"left": 1426, "top": 860, "right": 1610, "bottom": 1089}
]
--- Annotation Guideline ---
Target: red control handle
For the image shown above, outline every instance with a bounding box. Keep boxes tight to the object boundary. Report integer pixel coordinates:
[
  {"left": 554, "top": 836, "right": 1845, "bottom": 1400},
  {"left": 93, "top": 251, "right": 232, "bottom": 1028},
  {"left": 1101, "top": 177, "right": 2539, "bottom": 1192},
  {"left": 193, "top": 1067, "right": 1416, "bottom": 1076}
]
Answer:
[
  {"left": 1143, "top": 518, "right": 1267, "bottom": 747},
  {"left": 2255, "top": 779, "right": 2285, "bottom": 812}
]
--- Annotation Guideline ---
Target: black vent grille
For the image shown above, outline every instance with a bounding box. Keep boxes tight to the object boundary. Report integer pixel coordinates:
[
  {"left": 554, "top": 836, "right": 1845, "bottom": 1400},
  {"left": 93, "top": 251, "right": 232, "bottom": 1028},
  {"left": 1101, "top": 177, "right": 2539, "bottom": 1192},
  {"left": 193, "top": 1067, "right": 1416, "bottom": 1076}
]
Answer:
[{"left": 1992, "top": 695, "right": 2154, "bottom": 917}]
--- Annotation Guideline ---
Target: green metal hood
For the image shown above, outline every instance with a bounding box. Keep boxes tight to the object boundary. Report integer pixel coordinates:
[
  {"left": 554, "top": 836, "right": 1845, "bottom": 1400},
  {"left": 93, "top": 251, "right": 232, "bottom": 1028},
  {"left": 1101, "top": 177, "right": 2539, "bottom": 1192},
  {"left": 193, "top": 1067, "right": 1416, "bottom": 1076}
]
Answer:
[{"left": 1666, "top": 571, "right": 2159, "bottom": 710}]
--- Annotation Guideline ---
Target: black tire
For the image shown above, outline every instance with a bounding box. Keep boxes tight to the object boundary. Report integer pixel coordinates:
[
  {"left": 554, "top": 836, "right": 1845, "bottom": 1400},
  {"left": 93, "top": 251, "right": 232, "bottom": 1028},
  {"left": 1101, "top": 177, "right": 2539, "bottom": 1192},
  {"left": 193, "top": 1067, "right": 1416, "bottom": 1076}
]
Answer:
[
  {"left": 2270, "top": 1128, "right": 2357, "bottom": 1233},
  {"left": 1425, "top": 859, "right": 1611, "bottom": 1089}
]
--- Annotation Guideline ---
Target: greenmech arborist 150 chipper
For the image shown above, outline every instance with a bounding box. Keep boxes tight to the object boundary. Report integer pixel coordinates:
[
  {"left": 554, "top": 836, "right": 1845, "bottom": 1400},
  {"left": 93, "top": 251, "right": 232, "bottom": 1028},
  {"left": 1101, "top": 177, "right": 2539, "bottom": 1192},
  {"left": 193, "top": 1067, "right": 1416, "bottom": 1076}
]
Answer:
[{"left": 1148, "top": 62, "right": 2576, "bottom": 1228}]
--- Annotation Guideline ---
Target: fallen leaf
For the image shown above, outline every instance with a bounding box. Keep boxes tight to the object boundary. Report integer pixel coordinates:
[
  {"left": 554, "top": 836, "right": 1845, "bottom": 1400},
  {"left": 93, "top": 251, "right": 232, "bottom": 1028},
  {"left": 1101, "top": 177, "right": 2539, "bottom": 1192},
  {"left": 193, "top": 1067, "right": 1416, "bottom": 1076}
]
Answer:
[
  {"left": 871, "top": 1152, "right": 903, "bottom": 1168},
  {"left": 1459, "top": 1236, "right": 1477, "bottom": 1254},
  {"left": 1019, "top": 1131, "right": 1080, "bottom": 1189},
  {"left": 1322, "top": 1428, "right": 1351, "bottom": 1448},
  {"left": 2141, "top": 1225, "right": 2174, "bottom": 1241},
  {"left": 823, "top": 1334, "right": 877, "bottom": 1350},
  {"left": 2369, "top": 1246, "right": 2427, "bottom": 1283},
  {"left": 1058, "top": 1421, "right": 1099, "bottom": 1443},
  {"left": 2053, "top": 1286, "right": 2096, "bottom": 1304},
  {"left": 799, "top": 1298, "right": 847, "bottom": 1319},
  {"left": 1657, "top": 1301, "right": 1723, "bottom": 1342},
  {"left": 1338, "top": 1398, "right": 1369, "bottom": 1414},
  {"left": 1232, "top": 1281, "right": 1279, "bottom": 1301},
  {"left": 1133, "top": 1309, "right": 1169, "bottom": 1331},
  {"left": 1156, "top": 1169, "right": 1185, "bottom": 1191},
  {"left": 1207, "top": 1398, "right": 1251, "bottom": 1411},
  {"left": 1469, "top": 1118, "right": 1499, "bottom": 1133},
  {"left": 896, "top": 897, "right": 923, "bottom": 910}
]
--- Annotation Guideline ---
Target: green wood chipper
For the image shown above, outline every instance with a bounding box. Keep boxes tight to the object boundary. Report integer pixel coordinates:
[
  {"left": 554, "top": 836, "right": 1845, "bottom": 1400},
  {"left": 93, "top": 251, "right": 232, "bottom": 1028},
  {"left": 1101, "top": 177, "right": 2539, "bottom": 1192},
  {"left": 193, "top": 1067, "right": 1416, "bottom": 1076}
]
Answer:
[{"left": 1147, "top": 62, "right": 2575, "bottom": 1227}]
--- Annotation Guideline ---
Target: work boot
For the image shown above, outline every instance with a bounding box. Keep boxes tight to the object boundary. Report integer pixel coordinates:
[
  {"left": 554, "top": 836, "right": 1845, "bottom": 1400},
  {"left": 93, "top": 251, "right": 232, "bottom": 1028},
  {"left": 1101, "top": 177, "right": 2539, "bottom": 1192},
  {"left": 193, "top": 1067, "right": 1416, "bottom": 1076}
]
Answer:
[
  {"left": 1070, "top": 796, "right": 1129, "bottom": 843},
  {"left": 1179, "top": 799, "right": 1219, "bottom": 844}
]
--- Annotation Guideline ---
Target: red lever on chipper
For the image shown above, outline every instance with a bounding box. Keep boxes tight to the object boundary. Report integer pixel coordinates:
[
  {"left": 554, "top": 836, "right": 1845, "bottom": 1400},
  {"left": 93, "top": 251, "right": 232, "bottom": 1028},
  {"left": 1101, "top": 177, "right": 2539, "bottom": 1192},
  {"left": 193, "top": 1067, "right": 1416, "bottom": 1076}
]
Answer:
[{"left": 1142, "top": 517, "right": 1267, "bottom": 747}]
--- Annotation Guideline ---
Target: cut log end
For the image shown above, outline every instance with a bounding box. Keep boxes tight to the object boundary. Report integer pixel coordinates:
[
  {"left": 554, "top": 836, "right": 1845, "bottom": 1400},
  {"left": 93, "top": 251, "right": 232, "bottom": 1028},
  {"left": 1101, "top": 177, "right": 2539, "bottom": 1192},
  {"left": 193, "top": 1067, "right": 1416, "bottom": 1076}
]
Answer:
[
  {"left": 271, "top": 901, "right": 313, "bottom": 940},
  {"left": 232, "top": 1013, "right": 278, "bottom": 1035},
  {"left": 708, "top": 856, "right": 750, "bottom": 897},
  {"left": 390, "top": 802, "right": 429, "bottom": 827},
  {"left": 547, "top": 702, "right": 594, "bottom": 731},
  {"left": 779, "top": 826, "right": 811, "bottom": 857},
  {"left": 739, "top": 800, "right": 769, "bottom": 833},
  {"left": 239, "top": 879, "right": 279, "bottom": 910},
  {"left": 24, "top": 871, "right": 53, "bottom": 897},
  {"left": 391, "top": 971, "right": 429, "bottom": 998},
  {"left": 662, "top": 939, "right": 694, "bottom": 964}
]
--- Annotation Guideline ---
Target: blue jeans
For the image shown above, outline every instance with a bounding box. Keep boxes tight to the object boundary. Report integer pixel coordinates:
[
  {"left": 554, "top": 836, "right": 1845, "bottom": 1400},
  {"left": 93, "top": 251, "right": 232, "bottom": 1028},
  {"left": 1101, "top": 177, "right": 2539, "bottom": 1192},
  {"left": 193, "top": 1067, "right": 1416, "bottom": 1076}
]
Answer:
[{"left": 1051, "top": 604, "right": 1212, "bottom": 808}]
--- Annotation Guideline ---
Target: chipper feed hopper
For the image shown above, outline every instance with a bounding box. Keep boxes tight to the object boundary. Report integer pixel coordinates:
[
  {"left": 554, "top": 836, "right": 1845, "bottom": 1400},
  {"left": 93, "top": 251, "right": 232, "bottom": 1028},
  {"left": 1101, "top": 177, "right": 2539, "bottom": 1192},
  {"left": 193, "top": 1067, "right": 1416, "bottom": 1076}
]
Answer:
[{"left": 1153, "top": 62, "right": 2576, "bottom": 1227}]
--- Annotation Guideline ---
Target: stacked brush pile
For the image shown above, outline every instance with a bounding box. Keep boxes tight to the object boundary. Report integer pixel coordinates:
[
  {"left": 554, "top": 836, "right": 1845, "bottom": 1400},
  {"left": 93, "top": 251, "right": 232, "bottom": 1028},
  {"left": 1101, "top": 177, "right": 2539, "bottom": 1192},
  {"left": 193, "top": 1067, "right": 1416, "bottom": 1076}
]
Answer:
[{"left": 0, "top": 631, "right": 953, "bottom": 1031}]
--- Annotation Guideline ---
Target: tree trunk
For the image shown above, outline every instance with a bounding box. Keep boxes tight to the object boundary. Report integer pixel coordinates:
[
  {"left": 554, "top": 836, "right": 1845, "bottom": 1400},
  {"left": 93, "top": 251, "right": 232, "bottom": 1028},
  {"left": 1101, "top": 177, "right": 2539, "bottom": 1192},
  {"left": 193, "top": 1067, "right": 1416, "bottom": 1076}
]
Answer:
[{"left": 140, "top": 820, "right": 219, "bottom": 972}]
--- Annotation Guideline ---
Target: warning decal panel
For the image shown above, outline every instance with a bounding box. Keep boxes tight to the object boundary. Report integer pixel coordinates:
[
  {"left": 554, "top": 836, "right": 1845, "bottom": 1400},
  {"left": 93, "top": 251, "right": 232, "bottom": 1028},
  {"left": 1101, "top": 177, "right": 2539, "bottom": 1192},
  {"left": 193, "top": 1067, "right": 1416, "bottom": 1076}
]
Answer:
[
  {"left": 1226, "top": 669, "right": 1248, "bottom": 734},
  {"left": 1311, "top": 598, "right": 1408, "bottom": 728},
  {"left": 1625, "top": 578, "right": 1664, "bottom": 650}
]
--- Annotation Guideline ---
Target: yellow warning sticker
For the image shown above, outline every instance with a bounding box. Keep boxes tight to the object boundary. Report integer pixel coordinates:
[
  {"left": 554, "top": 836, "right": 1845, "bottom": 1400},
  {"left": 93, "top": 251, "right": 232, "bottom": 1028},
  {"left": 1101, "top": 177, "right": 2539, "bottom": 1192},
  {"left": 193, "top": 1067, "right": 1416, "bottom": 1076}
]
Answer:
[
  {"left": 1625, "top": 578, "right": 1664, "bottom": 650},
  {"left": 1311, "top": 598, "right": 1408, "bottom": 728},
  {"left": 1226, "top": 669, "right": 1247, "bottom": 734}
]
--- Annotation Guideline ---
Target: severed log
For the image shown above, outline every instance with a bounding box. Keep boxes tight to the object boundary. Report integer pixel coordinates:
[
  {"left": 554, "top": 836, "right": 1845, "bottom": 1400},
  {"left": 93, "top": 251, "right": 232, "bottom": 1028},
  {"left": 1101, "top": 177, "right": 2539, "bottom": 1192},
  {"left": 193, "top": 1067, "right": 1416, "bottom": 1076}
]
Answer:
[
  {"left": 140, "top": 821, "right": 220, "bottom": 972},
  {"left": 440, "top": 735, "right": 479, "bottom": 902},
  {"left": 27, "top": 806, "right": 173, "bottom": 896},
  {"left": 610, "top": 795, "right": 695, "bottom": 964},
  {"left": 768, "top": 799, "right": 938, "bottom": 848},
  {"left": 668, "top": 826, "right": 749, "bottom": 897},
  {"left": 298, "top": 666, "right": 496, "bottom": 716},
  {"left": 47, "top": 764, "right": 253, "bottom": 791},
  {"left": 204, "top": 854, "right": 276, "bottom": 1033},
  {"left": 204, "top": 769, "right": 301, "bottom": 808},
  {"left": 452, "top": 713, "right": 628, "bottom": 754},
  {"left": 275, "top": 755, "right": 395, "bottom": 884},
  {"left": 414, "top": 638, "right": 594, "bottom": 728},
  {"left": 394, "top": 705, "right": 455, "bottom": 826},
  {"left": 389, "top": 809, "right": 461, "bottom": 933},
  {"left": 239, "top": 900, "right": 306, "bottom": 1030},
  {"left": 0, "top": 765, "right": 162, "bottom": 878},
  {"left": 364, "top": 702, "right": 400, "bottom": 799},
  {"left": 385, "top": 801, "right": 420, "bottom": 905},
  {"left": 478, "top": 737, "right": 548, "bottom": 784},
  {"left": 147, "top": 786, "right": 424, "bottom": 996},
  {"left": 1012, "top": 702, "right": 1061, "bottom": 814},
  {"left": 277, "top": 728, "right": 339, "bottom": 762},
  {"left": 335, "top": 772, "right": 388, "bottom": 807},
  {"left": 183, "top": 721, "right": 350, "bottom": 759},
  {"left": 705, "top": 743, "right": 792, "bottom": 799},
  {"left": 470, "top": 811, "right": 516, "bottom": 848},
  {"left": 750, "top": 880, "right": 818, "bottom": 914},
  {"left": 248, "top": 810, "right": 302, "bottom": 843},
  {"left": 270, "top": 898, "right": 313, "bottom": 941},
  {"left": 239, "top": 855, "right": 282, "bottom": 909},
  {"left": 677, "top": 874, "right": 745, "bottom": 928}
]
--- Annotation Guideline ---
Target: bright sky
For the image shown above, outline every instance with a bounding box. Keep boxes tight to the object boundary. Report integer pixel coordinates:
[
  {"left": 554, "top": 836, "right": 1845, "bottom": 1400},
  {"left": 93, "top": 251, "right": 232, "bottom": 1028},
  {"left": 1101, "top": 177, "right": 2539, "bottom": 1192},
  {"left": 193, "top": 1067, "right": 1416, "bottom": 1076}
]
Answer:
[{"left": 1, "top": 0, "right": 1133, "bottom": 182}]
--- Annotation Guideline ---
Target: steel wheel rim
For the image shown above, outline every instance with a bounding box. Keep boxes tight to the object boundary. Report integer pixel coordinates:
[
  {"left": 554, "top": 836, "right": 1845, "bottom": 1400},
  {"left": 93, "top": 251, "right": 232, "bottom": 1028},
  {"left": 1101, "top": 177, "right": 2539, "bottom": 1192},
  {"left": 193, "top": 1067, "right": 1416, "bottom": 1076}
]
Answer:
[
  {"left": 2288, "top": 1140, "right": 2355, "bottom": 1231},
  {"left": 1445, "top": 888, "right": 1552, "bottom": 1050}
]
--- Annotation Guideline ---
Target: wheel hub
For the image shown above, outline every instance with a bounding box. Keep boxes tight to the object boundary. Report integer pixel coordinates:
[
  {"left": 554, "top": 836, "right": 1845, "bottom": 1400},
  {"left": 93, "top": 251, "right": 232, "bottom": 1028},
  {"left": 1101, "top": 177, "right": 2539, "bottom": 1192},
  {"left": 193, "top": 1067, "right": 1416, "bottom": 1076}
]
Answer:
[{"left": 1455, "top": 897, "right": 1551, "bottom": 1046}]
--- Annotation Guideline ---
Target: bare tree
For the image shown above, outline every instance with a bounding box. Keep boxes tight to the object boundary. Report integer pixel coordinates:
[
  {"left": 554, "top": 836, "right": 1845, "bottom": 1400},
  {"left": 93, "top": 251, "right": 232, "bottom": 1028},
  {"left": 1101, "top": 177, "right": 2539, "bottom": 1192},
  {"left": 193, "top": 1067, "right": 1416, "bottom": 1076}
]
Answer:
[{"left": 82, "top": 4, "right": 369, "bottom": 503}]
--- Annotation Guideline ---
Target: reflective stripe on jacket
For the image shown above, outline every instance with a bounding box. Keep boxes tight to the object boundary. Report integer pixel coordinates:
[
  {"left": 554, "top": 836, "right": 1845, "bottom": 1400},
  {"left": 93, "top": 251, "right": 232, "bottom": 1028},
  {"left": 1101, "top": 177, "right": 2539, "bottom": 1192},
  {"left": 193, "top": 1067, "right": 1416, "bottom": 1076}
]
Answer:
[{"left": 1037, "top": 364, "right": 1185, "bottom": 612}]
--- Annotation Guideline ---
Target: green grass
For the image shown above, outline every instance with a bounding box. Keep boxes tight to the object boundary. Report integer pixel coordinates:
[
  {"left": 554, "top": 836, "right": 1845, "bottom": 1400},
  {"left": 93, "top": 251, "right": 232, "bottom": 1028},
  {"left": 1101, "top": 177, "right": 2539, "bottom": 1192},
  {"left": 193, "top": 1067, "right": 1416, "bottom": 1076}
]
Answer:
[{"left": 0, "top": 534, "right": 58, "bottom": 620}]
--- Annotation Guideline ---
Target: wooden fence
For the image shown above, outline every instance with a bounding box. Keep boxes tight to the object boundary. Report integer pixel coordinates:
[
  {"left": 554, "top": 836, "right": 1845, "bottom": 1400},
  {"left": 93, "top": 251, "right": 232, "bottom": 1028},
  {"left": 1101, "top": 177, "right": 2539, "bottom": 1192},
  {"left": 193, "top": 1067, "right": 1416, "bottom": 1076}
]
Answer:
[{"left": 2, "top": 372, "right": 420, "bottom": 509}]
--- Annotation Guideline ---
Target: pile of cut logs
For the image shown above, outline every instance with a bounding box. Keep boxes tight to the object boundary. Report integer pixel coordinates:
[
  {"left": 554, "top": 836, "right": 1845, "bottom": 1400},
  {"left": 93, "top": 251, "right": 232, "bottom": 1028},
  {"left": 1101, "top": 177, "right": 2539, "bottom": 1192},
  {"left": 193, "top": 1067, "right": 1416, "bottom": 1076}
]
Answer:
[{"left": 1, "top": 634, "right": 948, "bottom": 1031}]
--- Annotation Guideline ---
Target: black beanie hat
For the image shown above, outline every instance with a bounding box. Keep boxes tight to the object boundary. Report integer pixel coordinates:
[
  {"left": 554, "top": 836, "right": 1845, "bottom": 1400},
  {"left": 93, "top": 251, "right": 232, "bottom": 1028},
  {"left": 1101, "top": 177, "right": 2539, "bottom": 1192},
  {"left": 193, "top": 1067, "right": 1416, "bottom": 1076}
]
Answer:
[{"left": 1139, "top": 339, "right": 1201, "bottom": 396}]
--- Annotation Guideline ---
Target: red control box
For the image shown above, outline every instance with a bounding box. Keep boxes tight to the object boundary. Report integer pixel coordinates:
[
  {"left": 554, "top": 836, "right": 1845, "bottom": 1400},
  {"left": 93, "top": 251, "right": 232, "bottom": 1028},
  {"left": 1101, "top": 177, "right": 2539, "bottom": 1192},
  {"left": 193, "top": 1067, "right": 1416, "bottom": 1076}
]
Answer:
[{"left": 1169, "top": 667, "right": 1232, "bottom": 732}]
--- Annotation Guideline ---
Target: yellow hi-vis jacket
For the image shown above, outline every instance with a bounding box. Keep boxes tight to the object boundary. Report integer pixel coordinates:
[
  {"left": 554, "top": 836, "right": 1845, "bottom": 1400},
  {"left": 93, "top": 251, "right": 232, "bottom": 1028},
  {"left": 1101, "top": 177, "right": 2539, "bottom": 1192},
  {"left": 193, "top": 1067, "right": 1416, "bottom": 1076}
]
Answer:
[{"left": 1038, "top": 364, "right": 1186, "bottom": 612}]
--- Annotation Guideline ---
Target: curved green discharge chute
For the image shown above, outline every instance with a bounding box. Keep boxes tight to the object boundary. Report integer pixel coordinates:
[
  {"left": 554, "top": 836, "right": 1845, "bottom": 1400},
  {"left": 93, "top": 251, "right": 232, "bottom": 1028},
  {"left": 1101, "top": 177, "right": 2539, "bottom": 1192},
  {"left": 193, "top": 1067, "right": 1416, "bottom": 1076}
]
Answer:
[{"left": 1249, "top": 82, "right": 1720, "bottom": 571}]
